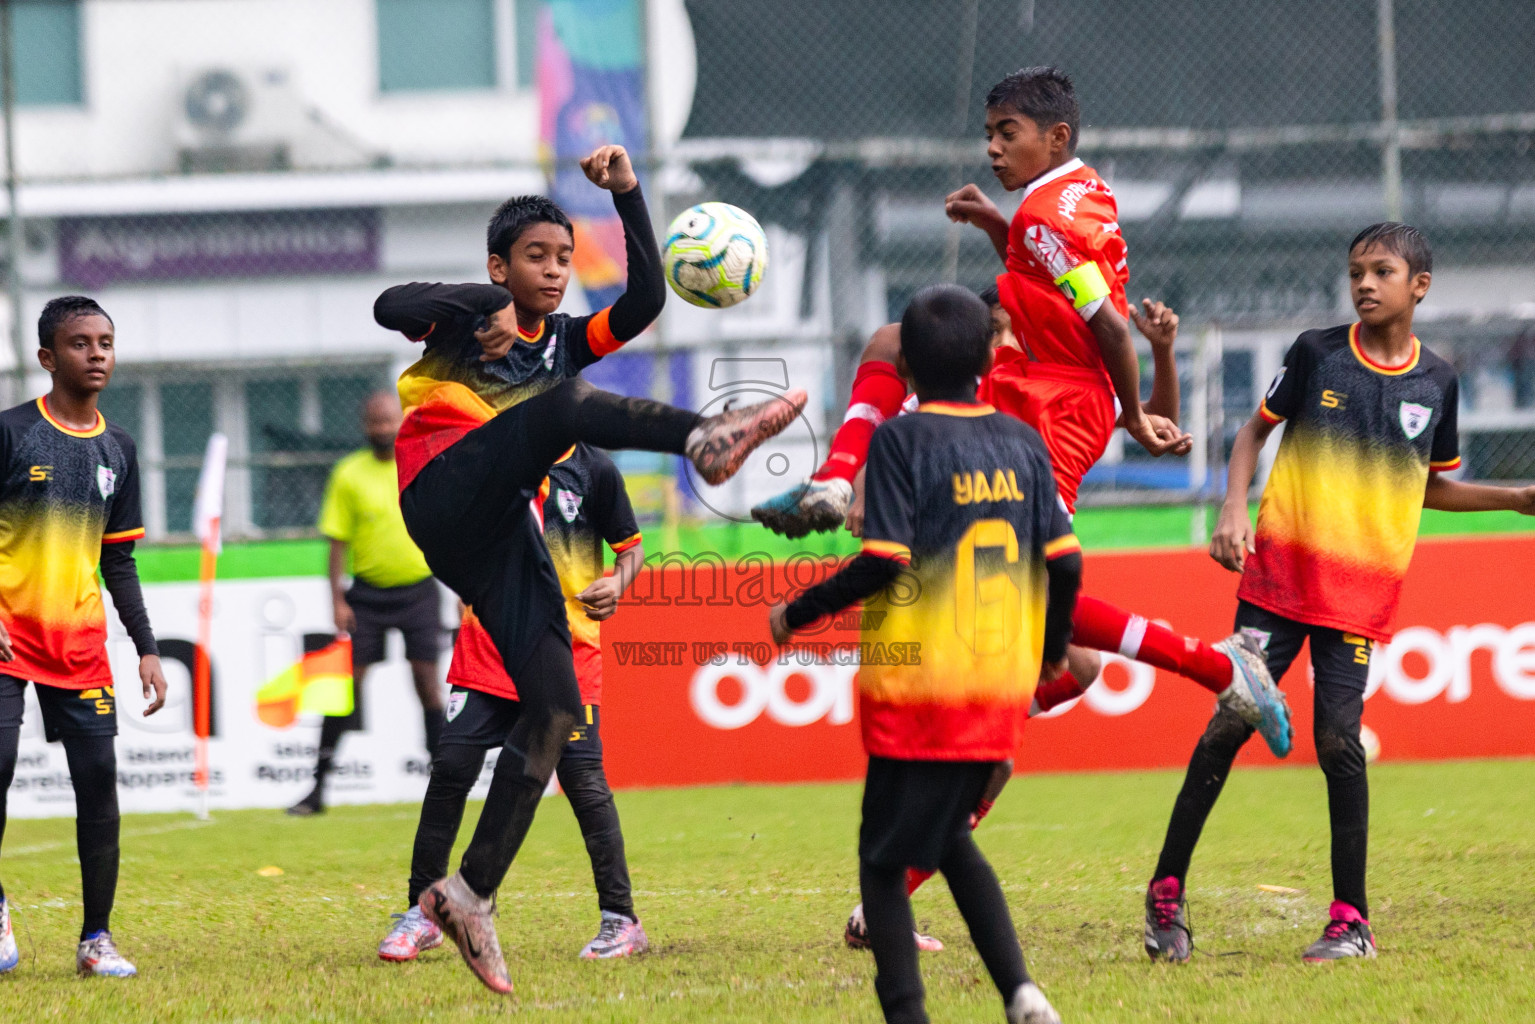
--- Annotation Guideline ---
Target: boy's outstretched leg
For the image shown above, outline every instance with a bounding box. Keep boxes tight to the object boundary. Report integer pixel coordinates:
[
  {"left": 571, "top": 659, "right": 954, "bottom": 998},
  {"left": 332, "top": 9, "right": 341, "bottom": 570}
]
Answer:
[
  {"left": 754, "top": 325, "right": 905, "bottom": 537},
  {"left": 1066, "top": 596, "right": 1294, "bottom": 758}
]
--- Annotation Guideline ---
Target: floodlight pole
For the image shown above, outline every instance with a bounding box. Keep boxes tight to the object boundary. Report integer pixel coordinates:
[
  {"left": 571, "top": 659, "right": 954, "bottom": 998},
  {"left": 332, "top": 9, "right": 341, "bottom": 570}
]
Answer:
[
  {"left": 0, "top": 0, "right": 26, "bottom": 397},
  {"left": 1377, "top": 0, "right": 1404, "bottom": 222}
]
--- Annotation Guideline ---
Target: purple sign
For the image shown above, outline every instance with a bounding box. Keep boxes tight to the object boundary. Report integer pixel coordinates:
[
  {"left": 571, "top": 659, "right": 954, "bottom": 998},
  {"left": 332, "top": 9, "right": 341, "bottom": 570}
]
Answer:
[{"left": 59, "top": 208, "right": 380, "bottom": 288}]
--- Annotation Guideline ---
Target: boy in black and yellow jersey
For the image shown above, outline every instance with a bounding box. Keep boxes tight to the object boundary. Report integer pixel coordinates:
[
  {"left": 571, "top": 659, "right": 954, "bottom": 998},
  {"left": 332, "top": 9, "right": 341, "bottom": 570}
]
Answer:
[
  {"left": 1145, "top": 224, "right": 1535, "bottom": 965},
  {"left": 773, "top": 286, "right": 1082, "bottom": 1024},
  {"left": 0, "top": 296, "right": 168, "bottom": 979},
  {"left": 375, "top": 144, "right": 804, "bottom": 993}
]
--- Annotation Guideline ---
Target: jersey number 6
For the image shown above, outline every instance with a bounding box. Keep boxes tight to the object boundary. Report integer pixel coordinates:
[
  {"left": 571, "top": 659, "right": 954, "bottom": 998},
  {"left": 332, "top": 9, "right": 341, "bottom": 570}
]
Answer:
[{"left": 954, "top": 519, "right": 1022, "bottom": 656}]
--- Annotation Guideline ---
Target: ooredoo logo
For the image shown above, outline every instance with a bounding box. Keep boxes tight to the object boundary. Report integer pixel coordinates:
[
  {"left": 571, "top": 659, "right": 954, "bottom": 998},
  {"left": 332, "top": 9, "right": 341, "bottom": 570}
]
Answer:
[
  {"left": 1367, "top": 622, "right": 1535, "bottom": 704},
  {"left": 690, "top": 658, "right": 855, "bottom": 730}
]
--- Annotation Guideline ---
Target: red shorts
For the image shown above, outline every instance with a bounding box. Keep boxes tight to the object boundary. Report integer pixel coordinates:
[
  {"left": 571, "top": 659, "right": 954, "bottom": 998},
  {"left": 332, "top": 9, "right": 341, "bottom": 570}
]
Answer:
[{"left": 984, "top": 361, "right": 1115, "bottom": 514}]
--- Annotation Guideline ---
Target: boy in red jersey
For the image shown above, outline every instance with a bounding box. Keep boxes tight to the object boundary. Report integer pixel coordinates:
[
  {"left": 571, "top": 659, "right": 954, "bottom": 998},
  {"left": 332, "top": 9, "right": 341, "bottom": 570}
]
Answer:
[
  {"left": 1143, "top": 224, "right": 1535, "bottom": 965},
  {"left": 0, "top": 297, "right": 168, "bottom": 978},
  {"left": 755, "top": 70, "right": 1290, "bottom": 763},
  {"left": 379, "top": 444, "right": 649, "bottom": 963},
  {"left": 773, "top": 285, "right": 1078, "bottom": 1024},
  {"left": 375, "top": 144, "right": 804, "bottom": 993}
]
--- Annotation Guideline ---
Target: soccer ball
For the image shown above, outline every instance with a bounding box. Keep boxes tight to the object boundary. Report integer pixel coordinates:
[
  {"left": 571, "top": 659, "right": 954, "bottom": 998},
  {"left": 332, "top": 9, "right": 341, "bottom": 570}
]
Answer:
[
  {"left": 662, "top": 202, "right": 769, "bottom": 308},
  {"left": 1360, "top": 724, "right": 1381, "bottom": 764}
]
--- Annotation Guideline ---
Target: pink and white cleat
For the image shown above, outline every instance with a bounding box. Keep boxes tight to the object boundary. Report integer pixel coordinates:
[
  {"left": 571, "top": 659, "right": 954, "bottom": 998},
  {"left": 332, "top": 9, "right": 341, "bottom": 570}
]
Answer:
[
  {"left": 844, "top": 903, "right": 944, "bottom": 953},
  {"left": 0, "top": 899, "right": 18, "bottom": 974},
  {"left": 76, "top": 931, "right": 137, "bottom": 977},
  {"left": 418, "top": 873, "right": 511, "bottom": 994},
  {"left": 579, "top": 911, "right": 649, "bottom": 959},
  {"left": 378, "top": 905, "right": 444, "bottom": 962}
]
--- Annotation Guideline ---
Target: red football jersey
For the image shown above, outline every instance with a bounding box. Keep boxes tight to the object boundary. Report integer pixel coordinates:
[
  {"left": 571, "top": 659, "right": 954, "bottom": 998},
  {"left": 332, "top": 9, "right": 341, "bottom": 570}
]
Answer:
[{"left": 994, "top": 158, "right": 1128, "bottom": 387}]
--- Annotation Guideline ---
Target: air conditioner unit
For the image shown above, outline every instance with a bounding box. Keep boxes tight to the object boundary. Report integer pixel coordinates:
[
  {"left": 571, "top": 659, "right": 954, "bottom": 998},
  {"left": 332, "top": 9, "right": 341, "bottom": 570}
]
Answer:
[{"left": 174, "top": 66, "right": 307, "bottom": 173}]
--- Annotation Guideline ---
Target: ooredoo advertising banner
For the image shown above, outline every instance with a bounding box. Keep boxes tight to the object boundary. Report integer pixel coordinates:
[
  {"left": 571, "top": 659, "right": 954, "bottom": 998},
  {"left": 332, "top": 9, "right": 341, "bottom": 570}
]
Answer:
[{"left": 9, "top": 536, "right": 1535, "bottom": 818}]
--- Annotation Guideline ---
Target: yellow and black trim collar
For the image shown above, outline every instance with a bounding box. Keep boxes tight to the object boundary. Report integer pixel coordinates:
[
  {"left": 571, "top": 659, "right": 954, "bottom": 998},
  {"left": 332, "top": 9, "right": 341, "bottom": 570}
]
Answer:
[
  {"left": 38, "top": 397, "right": 105, "bottom": 438},
  {"left": 1349, "top": 322, "right": 1419, "bottom": 376},
  {"left": 916, "top": 401, "right": 994, "bottom": 418}
]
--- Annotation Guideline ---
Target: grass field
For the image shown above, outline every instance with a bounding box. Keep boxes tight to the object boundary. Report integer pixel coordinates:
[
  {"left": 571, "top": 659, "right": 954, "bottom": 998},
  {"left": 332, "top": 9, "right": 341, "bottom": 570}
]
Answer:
[{"left": 2, "top": 760, "right": 1533, "bottom": 1022}]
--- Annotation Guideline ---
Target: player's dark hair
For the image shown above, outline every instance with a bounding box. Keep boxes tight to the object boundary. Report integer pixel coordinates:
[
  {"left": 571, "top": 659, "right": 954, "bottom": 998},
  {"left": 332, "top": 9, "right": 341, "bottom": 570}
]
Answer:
[
  {"left": 37, "top": 295, "right": 112, "bottom": 350},
  {"left": 1349, "top": 222, "right": 1433, "bottom": 278},
  {"left": 900, "top": 285, "right": 991, "bottom": 396},
  {"left": 978, "top": 283, "right": 1000, "bottom": 307},
  {"left": 486, "top": 194, "right": 573, "bottom": 261},
  {"left": 985, "top": 66, "right": 1079, "bottom": 150}
]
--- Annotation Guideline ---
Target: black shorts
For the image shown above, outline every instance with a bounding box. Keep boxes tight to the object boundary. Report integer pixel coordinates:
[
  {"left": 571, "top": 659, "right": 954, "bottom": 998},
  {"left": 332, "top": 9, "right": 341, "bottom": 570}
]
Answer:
[
  {"left": 440, "top": 685, "right": 603, "bottom": 761},
  {"left": 348, "top": 577, "right": 443, "bottom": 666},
  {"left": 859, "top": 756, "right": 1000, "bottom": 872},
  {"left": 0, "top": 675, "right": 118, "bottom": 742},
  {"left": 1237, "top": 600, "right": 1373, "bottom": 693}
]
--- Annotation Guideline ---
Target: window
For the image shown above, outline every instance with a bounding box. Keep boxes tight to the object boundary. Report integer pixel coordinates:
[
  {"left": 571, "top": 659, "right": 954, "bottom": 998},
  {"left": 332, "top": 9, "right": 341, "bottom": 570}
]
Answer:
[
  {"left": 160, "top": 382, "right": 214, "bottom": 534},
  {"left": 11, "top": 0, "right": 83, "bottom": 106},
  {"left": 247, "top": 374, "right": 383, "bottom": 531},
  {"left": 377, "top": 0, "right": 497, "bottom": 92}
]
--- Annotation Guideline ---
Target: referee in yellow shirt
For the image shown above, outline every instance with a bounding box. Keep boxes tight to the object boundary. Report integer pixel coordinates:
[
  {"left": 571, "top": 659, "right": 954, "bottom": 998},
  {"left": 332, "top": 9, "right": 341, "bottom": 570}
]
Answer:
[{"left": 289, "top": 392, "right": 445, "bottom": 816}]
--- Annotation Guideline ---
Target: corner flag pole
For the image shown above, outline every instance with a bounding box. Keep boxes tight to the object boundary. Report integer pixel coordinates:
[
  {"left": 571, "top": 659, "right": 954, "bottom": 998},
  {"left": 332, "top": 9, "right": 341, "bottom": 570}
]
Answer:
[{"left": 191, "top": 433, "right": 227, "bottom": 821}]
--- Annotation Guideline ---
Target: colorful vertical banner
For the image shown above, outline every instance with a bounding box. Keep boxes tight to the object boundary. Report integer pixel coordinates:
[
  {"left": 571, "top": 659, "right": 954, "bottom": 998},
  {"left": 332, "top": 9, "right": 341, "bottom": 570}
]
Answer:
[{"left": 537, "top": 0, "right": 649, "bottom": 311}]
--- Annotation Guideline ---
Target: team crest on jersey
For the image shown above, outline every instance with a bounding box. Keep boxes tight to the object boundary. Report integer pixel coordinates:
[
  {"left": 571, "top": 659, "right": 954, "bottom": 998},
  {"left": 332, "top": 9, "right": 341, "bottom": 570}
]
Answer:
[
  {"left": 557, "top": 488, "right": 583, "bottom": 523},
  {"left": 542, "top": 333, "right": 559, "bottom": 371},
  {"left": 446, "top": 689, "right": 467, "bottom": 722},
  {"left": 96, "top": 465, "right": 116, "bottom": 499},
  {"left": 1265, "top": 366, "right": 1286, "bottom": 399},
  {"left": 1399, "top": 402, "right": 1432, "bottom": 440}
]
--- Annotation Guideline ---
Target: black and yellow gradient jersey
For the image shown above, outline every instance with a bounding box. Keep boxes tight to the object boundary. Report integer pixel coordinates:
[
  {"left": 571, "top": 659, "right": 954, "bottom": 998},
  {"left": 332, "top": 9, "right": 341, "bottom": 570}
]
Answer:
[
  {"left": 859, "top": 402, "right": 1079, "bottom": 761},
  {"left": 450, "top": 444, "right": 640, "bottom": 706},
  {"left": 375, "top": 186, "right": 663, "bottom": 491},
  {"left": 0, "top": 397, "right": 144, "bottom": 688},
  {"left": 1244, "top": 322, "right": 1461, "bottom": 641}
]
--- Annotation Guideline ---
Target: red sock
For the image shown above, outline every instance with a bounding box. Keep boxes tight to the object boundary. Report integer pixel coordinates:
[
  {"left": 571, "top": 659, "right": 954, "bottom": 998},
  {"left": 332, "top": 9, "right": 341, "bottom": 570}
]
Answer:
[
  {"left": 1032, "top": 675, "right": 1089, "bottom": 713},
  {"left": 1071, "top": 594, "right": 1232, "bottom": 695},
  {"left": 812, "top": 361, "right": 909, "bottom": 482}
]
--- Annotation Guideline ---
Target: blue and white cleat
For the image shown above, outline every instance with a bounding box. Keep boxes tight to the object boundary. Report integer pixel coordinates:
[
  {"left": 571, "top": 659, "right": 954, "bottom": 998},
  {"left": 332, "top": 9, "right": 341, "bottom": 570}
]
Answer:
[
  {"left": 750, "top": 477, "right": 854, "bottom": 539},
  {"left": 1215, "top": 632, "right": 1293, "bottom": 758},
  {"left": 76, "top": 930, "right": 136, "bottom": 977},
  {"left": 0, "top": 899, "right": 18, "bottom": 974}
]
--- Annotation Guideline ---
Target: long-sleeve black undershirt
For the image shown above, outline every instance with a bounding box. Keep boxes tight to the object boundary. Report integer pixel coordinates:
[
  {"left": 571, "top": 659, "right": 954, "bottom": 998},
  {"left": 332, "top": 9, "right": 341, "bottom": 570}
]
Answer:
[
  {"left": 100, "top": 541, "right": 157, "bottom": 657},
  {"left": 784, "top": 554, "right": 904, "bottom": 631},
  {"left": 785, "top": 550, "right": 1084, "bottom": 667},
  {"left": 1041, "top": 551, "right": 1082, "bottom": 664}
]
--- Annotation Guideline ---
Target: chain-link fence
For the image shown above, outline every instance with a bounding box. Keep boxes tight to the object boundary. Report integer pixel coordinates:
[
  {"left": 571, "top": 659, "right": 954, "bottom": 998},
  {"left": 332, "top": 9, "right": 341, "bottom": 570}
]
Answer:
[{"left": 4, "top": 0, "right": 1530, "bottom": 542}]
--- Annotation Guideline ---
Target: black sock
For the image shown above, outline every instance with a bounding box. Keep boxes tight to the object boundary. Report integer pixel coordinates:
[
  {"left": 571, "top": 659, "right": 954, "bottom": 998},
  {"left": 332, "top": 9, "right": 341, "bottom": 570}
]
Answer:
[
  {"left": 558, "top": 758, "right": 634, "bottom": 919},
  {"left": 1153, "top": 707, "right": 1252, "bottom": 884},
  {"left": 860, "top": 859, "right": 928, "bottom": 1024},
  {"left": 408, "top": 744, "right": 484, "bottom": 907},
  {"left": 0, "top": 725, "right": 17, "bottom": 905},
  {"left": 939, "top": 831, "right": 1029, "bottom": 999},
  {"left": 63, "top": 735, "right": 119, "bottom": 939},
  {"left": 1327, "top": 770, "right": 1369, "bottom": 918},
  {"left": 422, "top": 706, "right": 444, "bottom": 759},
  {"left": 312, "top": 715, "right": 348, "bottom": 797}
]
